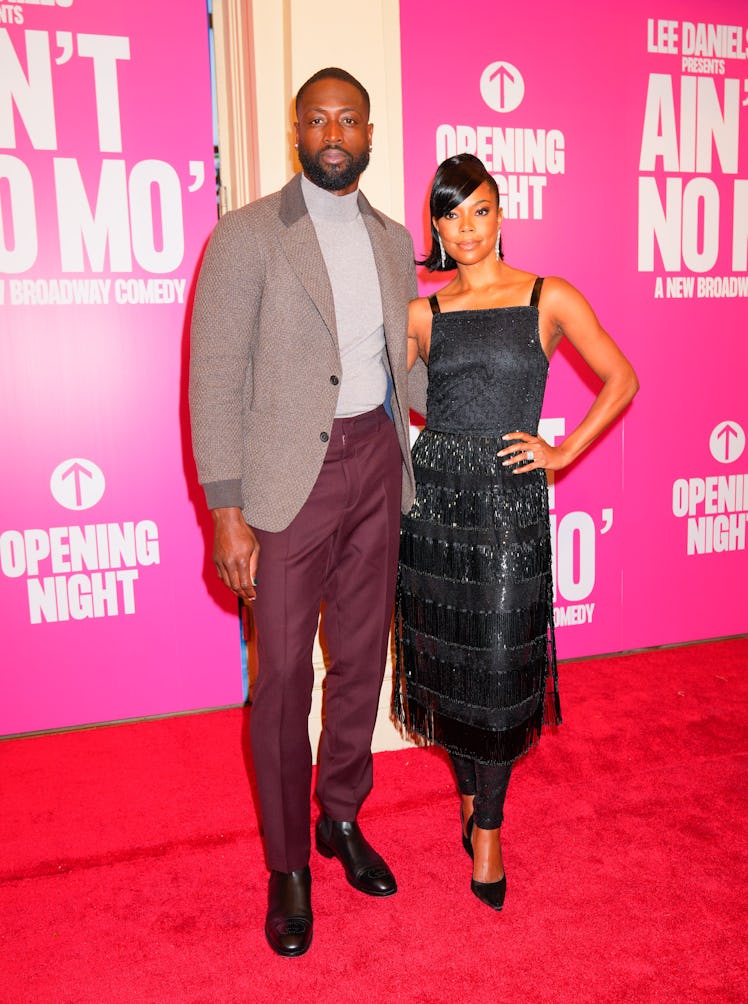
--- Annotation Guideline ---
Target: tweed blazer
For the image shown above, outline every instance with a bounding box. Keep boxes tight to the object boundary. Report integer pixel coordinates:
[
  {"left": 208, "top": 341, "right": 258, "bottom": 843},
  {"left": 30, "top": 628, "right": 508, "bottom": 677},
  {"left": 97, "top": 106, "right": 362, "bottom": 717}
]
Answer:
[{"left": 189, "top": 173, "right": 427, "bottom": 532}]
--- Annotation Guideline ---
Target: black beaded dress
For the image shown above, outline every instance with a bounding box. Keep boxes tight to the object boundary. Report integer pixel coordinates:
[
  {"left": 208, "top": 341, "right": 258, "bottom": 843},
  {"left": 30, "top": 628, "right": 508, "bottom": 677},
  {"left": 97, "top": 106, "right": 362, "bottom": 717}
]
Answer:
[{"left": 394, "top": 277, "right": 561, "bottom": 766}]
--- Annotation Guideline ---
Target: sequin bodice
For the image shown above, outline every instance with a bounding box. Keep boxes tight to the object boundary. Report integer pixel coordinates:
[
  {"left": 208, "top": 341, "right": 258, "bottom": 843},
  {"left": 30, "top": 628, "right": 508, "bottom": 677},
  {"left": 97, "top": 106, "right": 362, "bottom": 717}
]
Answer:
[{"left": 425, "top": 307, "right": 549, "bottom": 435}]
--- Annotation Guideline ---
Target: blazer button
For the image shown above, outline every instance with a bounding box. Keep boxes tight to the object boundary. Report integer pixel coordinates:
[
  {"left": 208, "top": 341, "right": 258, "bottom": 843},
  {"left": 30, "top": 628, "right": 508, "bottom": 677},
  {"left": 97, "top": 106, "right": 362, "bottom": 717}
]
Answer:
[
  {"left": 320, "top": 432, "right": 329, "bottom": 443},
  {"left": 330, "top": 375, "right": 339, "bottom": 385}
]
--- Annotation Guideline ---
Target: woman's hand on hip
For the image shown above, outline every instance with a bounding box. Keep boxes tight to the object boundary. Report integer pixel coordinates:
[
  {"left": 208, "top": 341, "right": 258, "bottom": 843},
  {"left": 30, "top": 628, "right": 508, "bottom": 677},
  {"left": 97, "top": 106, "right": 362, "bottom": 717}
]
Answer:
[{"left": 497, "top": 431, "right": 571, "bottom": 473}]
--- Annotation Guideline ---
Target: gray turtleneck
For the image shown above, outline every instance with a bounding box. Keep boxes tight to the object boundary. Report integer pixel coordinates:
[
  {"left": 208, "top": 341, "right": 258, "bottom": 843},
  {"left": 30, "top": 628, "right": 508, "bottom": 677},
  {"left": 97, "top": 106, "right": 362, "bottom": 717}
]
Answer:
[{"left": 301, "top": 174, "right": 387, "bottom": 418}]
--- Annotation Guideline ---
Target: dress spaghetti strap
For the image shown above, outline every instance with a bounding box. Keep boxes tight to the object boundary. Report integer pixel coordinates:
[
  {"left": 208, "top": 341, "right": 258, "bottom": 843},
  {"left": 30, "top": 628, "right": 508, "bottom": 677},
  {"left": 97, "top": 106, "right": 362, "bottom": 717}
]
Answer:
[
  {"left": 428, "top": 294, "right": 441, "bottom": 315},
  {"left": 530, "top": 276, "right": 544, "bottom": 308}
]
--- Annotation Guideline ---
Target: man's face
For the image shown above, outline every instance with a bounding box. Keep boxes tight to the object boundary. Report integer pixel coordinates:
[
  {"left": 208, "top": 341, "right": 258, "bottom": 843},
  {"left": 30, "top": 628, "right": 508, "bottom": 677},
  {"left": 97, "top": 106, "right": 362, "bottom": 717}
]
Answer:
[{"left": 295, "top": 78, "right": 373, "bottom": 195}]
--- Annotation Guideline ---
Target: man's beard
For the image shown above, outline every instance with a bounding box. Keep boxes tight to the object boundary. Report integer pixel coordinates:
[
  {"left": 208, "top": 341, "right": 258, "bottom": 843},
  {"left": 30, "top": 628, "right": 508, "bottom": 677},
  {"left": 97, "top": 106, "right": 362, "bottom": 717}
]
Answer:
[{"left": 297, "top": 143, "right": 370, "bottom": 192}]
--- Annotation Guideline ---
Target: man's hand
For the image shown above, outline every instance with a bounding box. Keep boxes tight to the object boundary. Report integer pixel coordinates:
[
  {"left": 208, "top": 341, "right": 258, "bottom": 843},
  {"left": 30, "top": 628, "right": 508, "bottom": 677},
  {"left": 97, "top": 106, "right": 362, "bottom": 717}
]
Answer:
[{"left": 211, "top": 507, "right": 260, "bottom": 603}]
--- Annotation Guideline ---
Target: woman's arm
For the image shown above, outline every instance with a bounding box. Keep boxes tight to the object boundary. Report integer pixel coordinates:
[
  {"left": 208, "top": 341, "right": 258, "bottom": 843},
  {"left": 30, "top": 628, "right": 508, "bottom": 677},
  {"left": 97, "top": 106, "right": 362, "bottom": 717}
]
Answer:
[
  {"left": 499, "top": 277, "right": 639, "bottom": 472},
  {"left": 407, "top": 297, "right": 433, "bottom": 372},
  {"left": 407, "top": 332, "right": 420, "bottom": 371}
]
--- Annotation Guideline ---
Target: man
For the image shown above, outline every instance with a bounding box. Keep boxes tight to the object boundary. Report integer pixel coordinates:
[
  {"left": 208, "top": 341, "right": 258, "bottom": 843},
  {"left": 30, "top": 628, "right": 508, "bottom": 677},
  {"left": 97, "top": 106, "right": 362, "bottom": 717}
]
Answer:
[{"left": 189, "top": 68, "right": 425, "bottom": 957}]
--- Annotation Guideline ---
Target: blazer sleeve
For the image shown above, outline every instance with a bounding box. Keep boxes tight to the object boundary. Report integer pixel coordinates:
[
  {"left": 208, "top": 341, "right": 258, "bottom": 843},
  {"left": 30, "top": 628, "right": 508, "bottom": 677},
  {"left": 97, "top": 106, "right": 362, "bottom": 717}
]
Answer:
[{"left": 189, "top": 208, "right": 264, "bottom": 509}]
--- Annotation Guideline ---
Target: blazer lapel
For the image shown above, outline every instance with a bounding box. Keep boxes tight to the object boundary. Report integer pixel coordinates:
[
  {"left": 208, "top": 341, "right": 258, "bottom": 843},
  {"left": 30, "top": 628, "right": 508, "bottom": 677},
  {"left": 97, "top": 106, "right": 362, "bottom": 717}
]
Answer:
[
  {"left": 278, "top": 176, "right": 338, "bottom": 345},
  {"left": 277, "top": 176, "right": 408, "bottom": 372},
  {"left": 362, "top": 208, "right": 405, "bottom": 377},
  {"left": 361, "top": 203, "right": 411, "bottom": 437}
]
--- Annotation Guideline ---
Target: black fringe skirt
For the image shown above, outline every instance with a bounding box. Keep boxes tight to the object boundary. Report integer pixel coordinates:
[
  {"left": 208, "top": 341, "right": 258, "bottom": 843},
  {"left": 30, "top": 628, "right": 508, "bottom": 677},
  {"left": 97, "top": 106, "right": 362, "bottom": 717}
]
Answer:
[{"left": 393, "top": 428, "right": 561, "bottom": 766}]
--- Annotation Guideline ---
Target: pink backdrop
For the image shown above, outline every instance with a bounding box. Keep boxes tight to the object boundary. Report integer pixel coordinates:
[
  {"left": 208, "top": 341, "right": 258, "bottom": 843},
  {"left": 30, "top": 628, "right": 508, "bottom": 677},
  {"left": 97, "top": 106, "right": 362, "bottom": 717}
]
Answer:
[
  {"left": 400, "top": 0, "right": 747, "bottom": 657},
  {"left": 0, "top": 1, "right": 242, "bottom": 735},
  {"left": 1, "top": 3, "right": 745, "bottom": 737}
]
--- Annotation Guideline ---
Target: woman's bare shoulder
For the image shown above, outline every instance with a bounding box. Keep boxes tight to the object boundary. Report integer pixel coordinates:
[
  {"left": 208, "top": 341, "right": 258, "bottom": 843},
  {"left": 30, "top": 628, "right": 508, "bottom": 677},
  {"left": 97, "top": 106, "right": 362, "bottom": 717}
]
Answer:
[
  {"left": 408, "top": 295, "right": 435, "bottom": 328},
  {"left": 538, "top": 275, "right": 584, "bottom": 304}
]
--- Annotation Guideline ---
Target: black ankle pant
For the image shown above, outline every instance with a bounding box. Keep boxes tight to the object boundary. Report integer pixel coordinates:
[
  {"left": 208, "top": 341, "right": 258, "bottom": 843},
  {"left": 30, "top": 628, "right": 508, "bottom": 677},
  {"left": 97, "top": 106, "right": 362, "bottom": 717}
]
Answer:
[{"left": 449, "top": 753, "right": 513, "bottom": 829}]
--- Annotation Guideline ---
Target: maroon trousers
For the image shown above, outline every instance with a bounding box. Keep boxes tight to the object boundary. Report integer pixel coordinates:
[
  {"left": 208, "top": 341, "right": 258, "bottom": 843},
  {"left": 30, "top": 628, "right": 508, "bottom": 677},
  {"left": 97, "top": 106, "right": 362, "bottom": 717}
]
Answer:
[{"left": 251, "top": 406, "right": 402, "bottom": 873}]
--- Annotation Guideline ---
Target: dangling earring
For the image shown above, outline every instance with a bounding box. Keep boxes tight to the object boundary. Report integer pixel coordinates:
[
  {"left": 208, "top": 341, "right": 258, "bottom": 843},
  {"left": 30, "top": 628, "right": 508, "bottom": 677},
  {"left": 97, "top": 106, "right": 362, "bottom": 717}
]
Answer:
[
  {"left": 438, "top": 234, "right": 446, "bottom": 269},
  {"left": 495, "top": 229, "right": 502, "bottom": 261}
]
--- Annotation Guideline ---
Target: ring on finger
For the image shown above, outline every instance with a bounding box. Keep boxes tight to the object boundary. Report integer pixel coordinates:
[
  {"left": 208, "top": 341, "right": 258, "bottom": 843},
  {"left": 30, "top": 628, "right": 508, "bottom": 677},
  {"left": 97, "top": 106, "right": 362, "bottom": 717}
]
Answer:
[{"left": 526, "top": 449, "right": 535, "bottom": 461}]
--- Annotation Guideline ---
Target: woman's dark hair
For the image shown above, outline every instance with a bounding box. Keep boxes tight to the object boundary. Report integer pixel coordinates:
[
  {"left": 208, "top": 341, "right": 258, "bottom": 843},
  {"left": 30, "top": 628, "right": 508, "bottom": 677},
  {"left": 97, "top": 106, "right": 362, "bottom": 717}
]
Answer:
[{"left": 419, "top": 153, "right": 502, "bottom": 271}]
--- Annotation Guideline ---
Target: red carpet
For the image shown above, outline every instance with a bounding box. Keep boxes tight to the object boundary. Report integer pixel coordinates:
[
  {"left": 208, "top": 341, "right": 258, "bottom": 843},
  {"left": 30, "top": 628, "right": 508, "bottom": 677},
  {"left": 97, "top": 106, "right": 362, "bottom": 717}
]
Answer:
[{"left": 1, "top": 637, "right": 746, "bottom": 1003}]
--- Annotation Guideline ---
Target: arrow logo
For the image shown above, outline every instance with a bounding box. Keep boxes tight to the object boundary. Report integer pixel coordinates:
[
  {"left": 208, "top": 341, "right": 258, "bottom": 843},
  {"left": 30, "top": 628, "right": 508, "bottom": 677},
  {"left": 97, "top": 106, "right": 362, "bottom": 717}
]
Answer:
[
  {"left": 708, "top": 421, "right": 745, "bottom": 465},
  {"left": 715, "top": 423, "right": 738, "bottom": 461},
  {"left": 488, "top": 64, "right": 516, "bottom": 108},
  {"left": 50, "top": 458, "right": 106, "bottom": 510},
  {"left": 61, "top": 461, "right": 95, "bottom": 508},
  {"left": 480, "top": 61, "right": 525, "bottom": 113}
]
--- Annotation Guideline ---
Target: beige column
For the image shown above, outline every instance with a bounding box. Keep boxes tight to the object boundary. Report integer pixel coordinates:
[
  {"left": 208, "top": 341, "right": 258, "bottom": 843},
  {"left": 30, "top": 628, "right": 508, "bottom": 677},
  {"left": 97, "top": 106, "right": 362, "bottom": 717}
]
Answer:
[{"left": 211, "top": 0, "right": 261, "bottom": 211}]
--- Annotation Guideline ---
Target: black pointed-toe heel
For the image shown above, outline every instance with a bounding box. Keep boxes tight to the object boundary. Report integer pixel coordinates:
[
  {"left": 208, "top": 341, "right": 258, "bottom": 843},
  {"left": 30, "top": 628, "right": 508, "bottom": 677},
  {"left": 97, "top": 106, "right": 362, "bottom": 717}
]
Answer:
[
  {"left": 461, "top": 811, "right": 474, "bottom": 859},
  {"left": 470, "top": 874, "right": 507, "bottom": 911}
]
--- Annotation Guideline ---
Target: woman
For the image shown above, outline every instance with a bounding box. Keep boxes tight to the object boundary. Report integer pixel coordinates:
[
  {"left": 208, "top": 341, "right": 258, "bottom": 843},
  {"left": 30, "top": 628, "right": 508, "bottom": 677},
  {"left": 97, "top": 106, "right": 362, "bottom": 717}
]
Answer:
[{"left": 394, "top": 153, "right": 638, "bottom": 911}]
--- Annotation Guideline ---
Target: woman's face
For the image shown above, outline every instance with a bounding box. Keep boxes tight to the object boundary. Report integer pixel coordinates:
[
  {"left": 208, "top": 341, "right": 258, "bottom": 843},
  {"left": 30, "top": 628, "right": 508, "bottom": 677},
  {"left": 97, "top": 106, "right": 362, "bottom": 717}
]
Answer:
[{"left": 434, "top": 181, "right": 502, "bottom": 266}]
